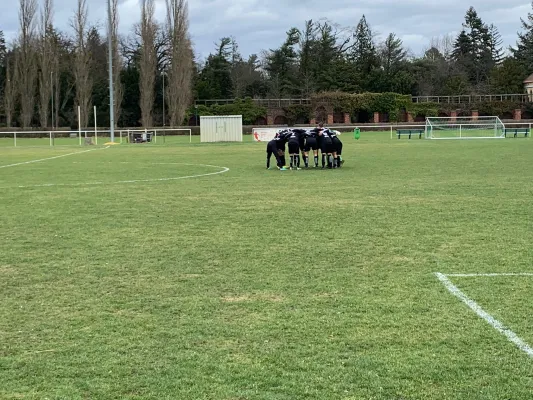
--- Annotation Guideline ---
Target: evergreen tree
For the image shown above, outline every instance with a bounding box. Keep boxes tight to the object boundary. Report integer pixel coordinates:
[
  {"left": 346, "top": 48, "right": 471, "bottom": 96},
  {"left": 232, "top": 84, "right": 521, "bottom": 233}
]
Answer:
[
  {"left": 264, "top": 28, "right": 300, "bottom": 96},
  {"left": 377, "top": 33, "right": 410, "bottom": 93},
  {"left": 298, "top": 20, "right": 316, "bottom": 96},
  {"left": 351, "top": 15, "right": 378, "bottom": 75},
  {"left": 512, "top": 1, "right": 533, "bottom": 72},
  {"left": 349, "top": 15, "right": 379, "bottom": 91},
  {"left": 196, "top": 38, "right": 233, "bottom": 99},
  {"left": 312, "top": 22, "right": 339, "bottom": 92},
  {"left": 452, "top": 7, "right": 495, "bottom": 88},
  {"left": 490, "top": 57, "right": 528, "bottom": 93},
  {"left": 379, "top": 33, "right": 406, "bottom": 75},
  {"left": 487, "top": 24, "right": 504, "bottom": 66}
]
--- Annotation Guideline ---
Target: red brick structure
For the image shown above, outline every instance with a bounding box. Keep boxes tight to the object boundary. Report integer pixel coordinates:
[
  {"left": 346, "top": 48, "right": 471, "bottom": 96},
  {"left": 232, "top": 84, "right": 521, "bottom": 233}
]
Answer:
[
  {"left": 310, "top": 118, "right": 316, "bottom": 126},
  {"left": 471, "top": 110, "right": 479, "bottom": 121},
  {"left": 327, "top": 113, "right": 334, "bottom": 125},
  {"left": 514, "top": 109, "right": 522, "bottom": 120},
  {"left": 373, "top": 112, "right": 379, "bottom": 123},
  {"left": 407, "top": 112, "right": 414, "bottom": 122},
  {"left": 450, "top": 110, "right": 457, "bottom": 122},
  {"left": 267, "top": 115, "right": 274, "bottom": 125}
]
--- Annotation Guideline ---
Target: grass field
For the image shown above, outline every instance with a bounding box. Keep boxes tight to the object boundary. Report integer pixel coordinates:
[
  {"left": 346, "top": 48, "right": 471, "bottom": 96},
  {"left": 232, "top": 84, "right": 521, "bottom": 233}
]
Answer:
[{"left": 1, "top": 132, "right": 532, "bottom": 399}]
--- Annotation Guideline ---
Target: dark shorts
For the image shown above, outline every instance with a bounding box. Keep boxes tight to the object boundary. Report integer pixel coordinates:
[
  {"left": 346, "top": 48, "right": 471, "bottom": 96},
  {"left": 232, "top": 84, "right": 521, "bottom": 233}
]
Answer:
[
  {"left": 304, "top": 137, "right": 318, "bottom": 152},
  {"left": 288, "top": 140, "right": 300, "bottom": 154},
  {"left": 321, "top": 138, "right": 334, "bottom": 153}
]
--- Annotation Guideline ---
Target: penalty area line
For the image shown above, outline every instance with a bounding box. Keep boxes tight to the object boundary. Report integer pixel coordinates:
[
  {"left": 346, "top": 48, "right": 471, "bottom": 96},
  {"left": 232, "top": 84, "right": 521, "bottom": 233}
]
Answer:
[
  {"left": 435, "top": 272, "right": 533, "bottom": 358},
  {"left": 0, "top": 147, "right": 109, "bottom": 169}
]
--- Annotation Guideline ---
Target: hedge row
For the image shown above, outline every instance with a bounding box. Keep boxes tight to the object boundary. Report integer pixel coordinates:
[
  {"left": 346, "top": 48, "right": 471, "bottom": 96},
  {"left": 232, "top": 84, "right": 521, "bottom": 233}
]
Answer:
[{"left": 189, "top": 93, "right": 532, "bottom": 124}]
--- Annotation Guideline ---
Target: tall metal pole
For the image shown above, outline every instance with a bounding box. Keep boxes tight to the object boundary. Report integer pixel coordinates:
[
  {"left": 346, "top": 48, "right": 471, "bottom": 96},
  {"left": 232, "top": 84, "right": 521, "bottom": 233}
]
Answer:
[
  {"left": 50, "top": 71, "right": 54, "bottom": 129},
  {"left": 107, "top": 0, "right": 115, "bottom": 142},
  {"left": 162, "top": 72, "right": 165, "bottom": 127}
]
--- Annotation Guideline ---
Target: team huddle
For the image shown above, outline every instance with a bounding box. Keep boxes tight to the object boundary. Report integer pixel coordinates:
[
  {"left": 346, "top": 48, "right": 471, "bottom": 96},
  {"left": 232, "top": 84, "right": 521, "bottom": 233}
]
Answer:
[{"left": 266, "top": 124, "right": 344, "bottom": 170}]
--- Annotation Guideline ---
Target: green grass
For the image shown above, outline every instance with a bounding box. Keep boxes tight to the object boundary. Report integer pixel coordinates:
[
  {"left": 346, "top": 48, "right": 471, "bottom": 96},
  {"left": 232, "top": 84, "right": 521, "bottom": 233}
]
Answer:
[{"left": 1, "top": 132, "right": 532, "bottom": 399}]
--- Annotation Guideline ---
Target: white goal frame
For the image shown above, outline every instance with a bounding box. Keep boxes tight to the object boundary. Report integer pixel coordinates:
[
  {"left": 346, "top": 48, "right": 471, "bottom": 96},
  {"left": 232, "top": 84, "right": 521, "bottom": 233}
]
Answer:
[
  {"left": 125, "top": 128, "right": 192, "bottom": 144},
  {"left": 425, "top": 116, "right": 505, "bottom": 140}
]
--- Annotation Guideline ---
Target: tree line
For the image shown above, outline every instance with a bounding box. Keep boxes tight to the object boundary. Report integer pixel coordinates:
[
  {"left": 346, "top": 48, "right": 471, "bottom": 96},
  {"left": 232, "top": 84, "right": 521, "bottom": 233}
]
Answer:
[{"left": 0, "top": 2, "right": 532, "bottom": 128}]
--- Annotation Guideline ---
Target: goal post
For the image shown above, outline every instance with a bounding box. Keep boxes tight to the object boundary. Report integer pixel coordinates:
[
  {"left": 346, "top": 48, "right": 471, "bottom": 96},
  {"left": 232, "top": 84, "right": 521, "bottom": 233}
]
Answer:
[
  {"left": 125, "top": 128, "right": 192, "bottom": 144},
  {"left": 425, "top": 116, "right": 505, "bottom": 139}
]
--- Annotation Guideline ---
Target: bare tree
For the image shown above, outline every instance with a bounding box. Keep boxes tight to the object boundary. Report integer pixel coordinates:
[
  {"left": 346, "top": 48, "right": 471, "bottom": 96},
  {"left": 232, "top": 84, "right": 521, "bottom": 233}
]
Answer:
[
  {"left": 17, "top": 0, "right": 38, "bottom": 127},
  {"left": 71, "top": 0, "right": 91, "bottom": 128},
  {"left": 109, "top": 0, "right": 123, "bottom": 127},
  {"left": 139, "top": 0, "right": 157, "bottom": 127},
  {"left": 165, "top": 0, "right": 193, "bottom": 127},
  {"left": 38, "top": 0, "right": 53, "bottom": 128},
  {"left": 4, "top": 54, "right": 18, "bottom": 127}
]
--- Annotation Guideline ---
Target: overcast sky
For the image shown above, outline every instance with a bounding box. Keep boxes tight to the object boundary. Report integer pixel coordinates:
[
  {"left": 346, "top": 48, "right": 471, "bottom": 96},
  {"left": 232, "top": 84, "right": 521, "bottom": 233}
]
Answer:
[{"left": 1, "top": 0, "right": 531, "bottom": 60}]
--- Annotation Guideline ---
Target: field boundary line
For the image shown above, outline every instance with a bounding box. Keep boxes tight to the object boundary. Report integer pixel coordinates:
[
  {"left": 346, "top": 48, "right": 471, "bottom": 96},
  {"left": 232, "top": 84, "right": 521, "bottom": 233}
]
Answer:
[
  {"left": 0, "top": 147, "right": 108, "bottom": 169},
  {"left": 4, "top": 163, "right": 229, "bottom": 189},
  {"left": 435, "top": 272, "right": 533, "bottom": 358},
  {"left": 446, "top": 273, "right": 533, "bottom": 277}
]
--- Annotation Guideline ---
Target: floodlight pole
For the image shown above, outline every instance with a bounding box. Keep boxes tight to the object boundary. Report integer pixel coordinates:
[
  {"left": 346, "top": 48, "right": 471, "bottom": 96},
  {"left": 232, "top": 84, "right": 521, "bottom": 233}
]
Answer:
[
  {"left": 107, "top": 0, "right": 115, "bottom": 142},
  {"left": 162, "top": 71, "right": 166, "bottom": 127},
  {"left": 51, "top": 71, "right": 54, "bottom": 129}
]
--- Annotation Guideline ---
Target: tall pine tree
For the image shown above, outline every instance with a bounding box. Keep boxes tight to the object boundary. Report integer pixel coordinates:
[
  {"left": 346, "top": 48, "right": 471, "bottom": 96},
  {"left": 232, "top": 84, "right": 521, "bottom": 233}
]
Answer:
[
  {"left": 264, "top": 28, "right": 300, "bottom": 97},
  {"left": 452, "top": 7, "right": 497, "bottom": 89},
  {"left": 196, "top": 38, "right": 233, "bottom": 99},
  {"left": 512, "top": 1, "right": 533, "bottom": 72},
  {"left": 351, "top": 15, "right": 378, "bottom": 75}
]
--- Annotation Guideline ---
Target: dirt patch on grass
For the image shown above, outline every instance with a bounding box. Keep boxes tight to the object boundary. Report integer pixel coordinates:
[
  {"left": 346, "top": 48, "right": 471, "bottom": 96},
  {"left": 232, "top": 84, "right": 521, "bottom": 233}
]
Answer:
[{"left": 0, "top": 265, "right": 16, "bottom": 275}]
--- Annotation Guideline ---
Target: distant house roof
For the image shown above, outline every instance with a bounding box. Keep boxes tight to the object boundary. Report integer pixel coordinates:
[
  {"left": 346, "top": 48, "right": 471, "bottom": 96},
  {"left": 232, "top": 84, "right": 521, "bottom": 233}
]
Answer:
[{"left": 524, "top": 73, "right": 533, "bottom": 83}]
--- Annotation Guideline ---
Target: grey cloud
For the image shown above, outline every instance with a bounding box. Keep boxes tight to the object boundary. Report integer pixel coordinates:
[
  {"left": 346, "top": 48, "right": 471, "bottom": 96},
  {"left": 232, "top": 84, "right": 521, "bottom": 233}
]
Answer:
[{"left": 0, "top": 0, "right": 530, "bottom": 59}]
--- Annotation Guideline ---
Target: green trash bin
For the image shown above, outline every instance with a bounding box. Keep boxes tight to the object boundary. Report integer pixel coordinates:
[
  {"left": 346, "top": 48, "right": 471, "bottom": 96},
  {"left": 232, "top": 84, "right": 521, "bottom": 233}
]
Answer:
[{"left": 354, "top": 127, "right": 360, "bottom": 140}]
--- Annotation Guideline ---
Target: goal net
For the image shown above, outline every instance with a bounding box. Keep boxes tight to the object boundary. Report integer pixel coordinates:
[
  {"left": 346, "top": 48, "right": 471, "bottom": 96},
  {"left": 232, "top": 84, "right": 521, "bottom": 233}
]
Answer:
[
  {"left": 425, "top": 116, "right": 505, "bottom": 139},
  {"left": 124, "top": 128, "right": 192, "bottom": 144}
]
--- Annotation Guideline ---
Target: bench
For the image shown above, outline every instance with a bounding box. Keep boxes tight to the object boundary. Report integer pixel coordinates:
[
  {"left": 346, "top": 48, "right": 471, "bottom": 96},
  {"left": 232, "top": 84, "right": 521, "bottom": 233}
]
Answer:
[
  {"left": 503, "top": 128, "right": 529, "bottom": 138},
  {"left": 396, "top": 129, "right": 424, "bottom": 139}
]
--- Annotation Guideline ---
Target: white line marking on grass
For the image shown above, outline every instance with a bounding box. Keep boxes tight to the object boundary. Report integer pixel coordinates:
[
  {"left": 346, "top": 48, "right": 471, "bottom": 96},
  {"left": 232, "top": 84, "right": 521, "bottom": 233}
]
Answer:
[
  {"left": 446, "top": 273, "right": 533, "bottom": 277},
  {"left": 435, "top": 272, "right": 533, "bottom": 358},
  {"left": 4, "top": 163, "right": 229, "bottom": 189},
  {"left": 0, "top": 147, "right": 108, "bottom": 169}
]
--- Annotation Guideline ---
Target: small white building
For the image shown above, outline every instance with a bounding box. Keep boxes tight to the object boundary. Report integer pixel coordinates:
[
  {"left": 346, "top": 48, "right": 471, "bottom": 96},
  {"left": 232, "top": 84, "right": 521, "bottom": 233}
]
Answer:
[
  {"left": 200, "top": 115, "right": 243, "bottom": 142},
  {"left": 525, "top": 73, "right": 533, "bottom": 102}
]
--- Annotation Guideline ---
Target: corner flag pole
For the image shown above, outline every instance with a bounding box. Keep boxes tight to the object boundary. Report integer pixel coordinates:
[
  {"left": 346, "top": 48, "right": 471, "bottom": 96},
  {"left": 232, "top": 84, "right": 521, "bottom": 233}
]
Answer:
[{"left": 107, "top": 0, "right": 115, "bottom": 142}]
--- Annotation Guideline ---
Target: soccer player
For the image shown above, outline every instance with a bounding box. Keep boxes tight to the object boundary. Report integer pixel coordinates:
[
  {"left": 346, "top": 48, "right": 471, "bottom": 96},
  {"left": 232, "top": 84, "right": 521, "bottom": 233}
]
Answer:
[
  {"left": 303, "top": 127, "right": 320, "bottom": 168},
  {"left": 318, "top": 127, "right": 335, "bottom": 168},
  {"left": 266, "top": 130, "right": 290, "bottom": 169},
  {"left": 286, "top": 129, "right": 305, "bottom": 170},
  {"left": 329, "top": 129, "right": 344, "bottom": 168}
]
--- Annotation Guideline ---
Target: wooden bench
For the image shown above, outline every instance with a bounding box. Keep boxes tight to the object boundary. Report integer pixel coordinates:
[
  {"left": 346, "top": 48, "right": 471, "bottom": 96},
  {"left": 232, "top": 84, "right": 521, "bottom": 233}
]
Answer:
[
  {"left": 503, "top": 128, "right": 529, "bottom": 138},
  {"left": 397, "top": 129, "right": 424, "bottom": 139}
]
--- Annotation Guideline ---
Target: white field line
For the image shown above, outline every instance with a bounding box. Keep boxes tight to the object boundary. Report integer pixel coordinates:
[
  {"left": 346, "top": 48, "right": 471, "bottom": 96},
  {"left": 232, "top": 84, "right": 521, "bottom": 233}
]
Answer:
[
  {"left": 446, "top": 273, "right": 533, "bottom": 277},
  {"left": 0, "top": 147, "right": 108, "bottom": 169},
  {"left": 5, "top": 164, "right": 229, "bottom": 189},
  {"left": 435, "top": 272, "right": 533, "bottom": 358}
]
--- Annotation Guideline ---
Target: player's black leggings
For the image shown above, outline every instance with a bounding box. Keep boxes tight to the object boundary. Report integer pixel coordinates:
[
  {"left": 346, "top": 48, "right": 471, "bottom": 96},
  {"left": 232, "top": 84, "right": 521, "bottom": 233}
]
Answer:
[{"left": 266, "top": 143, "right": 282, "bottom": 168}]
